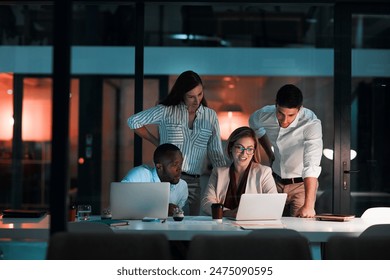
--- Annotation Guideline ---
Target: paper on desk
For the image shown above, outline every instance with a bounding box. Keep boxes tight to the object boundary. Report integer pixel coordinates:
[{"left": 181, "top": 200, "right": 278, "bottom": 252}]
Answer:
[{"left": 234, "top": 220, "right": 285, "bottom": 230}]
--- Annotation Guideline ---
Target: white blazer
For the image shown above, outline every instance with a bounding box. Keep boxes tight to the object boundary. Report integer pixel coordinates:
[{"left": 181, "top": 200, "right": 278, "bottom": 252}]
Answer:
[{"left": 201, "top": 162, "right": 277, "bottom": 215}]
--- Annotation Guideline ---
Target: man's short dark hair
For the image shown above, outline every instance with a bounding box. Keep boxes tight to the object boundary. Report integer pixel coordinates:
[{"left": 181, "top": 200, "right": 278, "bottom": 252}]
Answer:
[
  {"left": 153, "top": 143, "right": 181, "bottom": 164},
  {"left": 276, "top": 84, "right": 303, "bottom": 108}
]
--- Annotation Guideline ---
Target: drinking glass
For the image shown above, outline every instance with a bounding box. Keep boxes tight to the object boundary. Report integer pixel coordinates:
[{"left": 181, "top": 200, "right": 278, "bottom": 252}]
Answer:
[{"left": 77, "top": 205, "right": 92, "bottom": 221}]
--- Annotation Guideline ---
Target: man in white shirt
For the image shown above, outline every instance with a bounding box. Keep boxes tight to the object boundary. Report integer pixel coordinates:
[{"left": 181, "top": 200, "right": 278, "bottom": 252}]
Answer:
[
  {"left": 122, "top": 143, "right": 189, "bottom": 216},
  {"left": 249, "top": 84, "right": 323, "bottom": 218}
]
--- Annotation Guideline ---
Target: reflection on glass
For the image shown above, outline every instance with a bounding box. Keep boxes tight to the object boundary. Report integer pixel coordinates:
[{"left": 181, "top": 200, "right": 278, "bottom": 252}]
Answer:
[
  {"left": 352, "top": 14, "right": 390, "bottom": 49},
  {"left": 322, "top": 148, "right": 357, "bottom": 160},
  {"left": 145, "top": 4, "right": 333, "bottom": 48}
]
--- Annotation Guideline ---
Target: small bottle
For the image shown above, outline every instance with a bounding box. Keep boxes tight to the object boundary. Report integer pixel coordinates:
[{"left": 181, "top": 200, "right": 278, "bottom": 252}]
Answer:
[{"left": 68, "top": 203, "right": 76, "bottom": 222}]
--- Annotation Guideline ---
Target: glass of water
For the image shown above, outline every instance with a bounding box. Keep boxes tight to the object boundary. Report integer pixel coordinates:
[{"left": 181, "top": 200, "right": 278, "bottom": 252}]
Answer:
[{"left": 77, "top": 205, "right": 92, "bottom": 221}]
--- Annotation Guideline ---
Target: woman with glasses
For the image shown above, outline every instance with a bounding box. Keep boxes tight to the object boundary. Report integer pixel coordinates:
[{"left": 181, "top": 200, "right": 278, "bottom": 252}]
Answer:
[{"left": 201, "top": 126, "right": 277, "bottom": 218}]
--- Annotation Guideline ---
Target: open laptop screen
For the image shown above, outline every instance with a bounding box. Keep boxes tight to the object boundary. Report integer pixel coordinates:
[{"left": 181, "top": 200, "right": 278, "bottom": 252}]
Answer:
[
  {"left": 110, "top": 182, "right": 170, "bottom": 220},
  {"left": 230, "top": 193, "right": 287, "bottom": 221}
]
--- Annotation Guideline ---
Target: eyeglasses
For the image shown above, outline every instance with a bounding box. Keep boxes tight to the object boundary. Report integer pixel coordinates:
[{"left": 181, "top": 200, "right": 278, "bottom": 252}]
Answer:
[{"left": 233, "top": 145, "right": 255, "bottom": 155}]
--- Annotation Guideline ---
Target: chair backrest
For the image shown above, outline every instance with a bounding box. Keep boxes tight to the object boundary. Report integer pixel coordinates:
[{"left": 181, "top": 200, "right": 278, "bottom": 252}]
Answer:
[
  {"left": 187, "top": 229, "right": 312, "bottom": 260},
  {"left": 325, "top": 220, "right": 390, "bottom": 260},
  {"left": 360, "top": 224, "right": 390, "bottom": 237},
  {"left": 46, "top": 232, "right": 171, "bottom": 260},
  {"left": 361, "top": 207, "right": 390, "bottom": 223},
  {"left": 324, "top": 235, "right": 390, "bottom": 260}
]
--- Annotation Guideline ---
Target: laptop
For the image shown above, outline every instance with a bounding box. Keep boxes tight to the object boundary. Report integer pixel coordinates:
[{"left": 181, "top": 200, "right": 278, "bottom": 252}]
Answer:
[
  {"left": 110, "top": 182, "right": 170, "bottom": 220},
  {"left": 228, "top": 193, "right": 287, "bottom": 221}
]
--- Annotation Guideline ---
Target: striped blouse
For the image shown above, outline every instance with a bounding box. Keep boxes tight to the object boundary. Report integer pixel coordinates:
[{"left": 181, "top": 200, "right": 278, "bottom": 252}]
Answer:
[{"left": 127, "top": 103, "right": 226, "bottom": 175}]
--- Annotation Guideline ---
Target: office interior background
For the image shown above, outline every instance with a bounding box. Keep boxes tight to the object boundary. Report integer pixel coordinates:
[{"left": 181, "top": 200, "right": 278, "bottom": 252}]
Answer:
[{"left": 0, "top": 1, "right": 389, "bottom": 227}]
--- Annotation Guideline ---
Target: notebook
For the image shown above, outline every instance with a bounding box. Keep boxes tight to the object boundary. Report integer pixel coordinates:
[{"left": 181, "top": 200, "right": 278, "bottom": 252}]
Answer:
[
  {"left": 228, "top": 193, "right": 287, "bottom": 221},
  {"left": 110, "top": 182, "right": 170, "bottom": 220},
  {"left": 315, "top": 213, "right": 355, "bottom": 222}
]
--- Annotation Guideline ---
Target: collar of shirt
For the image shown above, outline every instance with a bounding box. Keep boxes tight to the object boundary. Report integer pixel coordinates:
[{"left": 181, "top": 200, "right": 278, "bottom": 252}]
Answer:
[
  {"left": 179, "top": 102, "right": 204, "bottom": 116},
  {"left": 151, "top": 167, "right": 161, "bottom": 182}
]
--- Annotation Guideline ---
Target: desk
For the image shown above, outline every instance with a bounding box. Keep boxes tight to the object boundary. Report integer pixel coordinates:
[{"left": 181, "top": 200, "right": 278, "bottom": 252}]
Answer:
[
  {"left": 0, "top": 215, "right": 375, "bottom": 242},
  {"left": 0, "top": 214, "right": 49, "bottom": 241},
  {"left": 0, "top": 214, "right": 380, "bottom": 259},
  {"left": 111, "top": 216, "right": 370, "bottom": 243},
  {"left": 0, "top": 215, "right": 49, "bottom": 259},
  {"left": 112, "top": 216, "right": 372, "bottom": 259}
]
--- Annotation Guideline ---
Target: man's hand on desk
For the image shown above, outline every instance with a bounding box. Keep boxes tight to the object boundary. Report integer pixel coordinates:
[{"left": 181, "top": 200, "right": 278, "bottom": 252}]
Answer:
[
  {"left": 295, "top": 205, "right": 316, "bottom": 218},
  {"left": 168, "top": 203, "right": 178, "bottom": 216}
]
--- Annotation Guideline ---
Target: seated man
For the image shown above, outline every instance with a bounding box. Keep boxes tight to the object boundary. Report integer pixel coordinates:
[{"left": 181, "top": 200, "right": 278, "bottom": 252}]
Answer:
[{"left": 122, "top": 143, "right": 188, "bottom": 216}]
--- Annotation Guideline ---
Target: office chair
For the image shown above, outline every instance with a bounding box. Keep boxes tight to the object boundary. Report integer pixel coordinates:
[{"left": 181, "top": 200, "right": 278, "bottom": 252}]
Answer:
[
  {"left": 360, "top": 224, "right": 390, "bottom": 237},
  {"left": 324, "top": 221, "right": 390, "bottom": 260},
  {"left": 46, "top": 232, "right": 171, "bottom": 260},
  {"left": 187, "top": 229, "right": 312, "bottom": 260},
  {"left": 324, "top": 235, "right": 390, "bottom": 260},
  {"left": 361, "top": 207, "right": 390, "bottom": 223}
]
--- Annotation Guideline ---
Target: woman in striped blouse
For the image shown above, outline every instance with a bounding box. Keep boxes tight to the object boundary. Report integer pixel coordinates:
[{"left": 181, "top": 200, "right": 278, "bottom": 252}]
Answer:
[{"left": 127, "top": 70, "right": 226, "bottom": 215}]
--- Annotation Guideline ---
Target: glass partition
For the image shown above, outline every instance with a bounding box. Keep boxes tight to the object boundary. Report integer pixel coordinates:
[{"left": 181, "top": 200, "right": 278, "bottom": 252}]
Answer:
[
  {"left": 3, "top": 1, "right": 388, "bottom": 218},
  {"left": 350, "top": 13, "right": 390, "bottom": 216}
]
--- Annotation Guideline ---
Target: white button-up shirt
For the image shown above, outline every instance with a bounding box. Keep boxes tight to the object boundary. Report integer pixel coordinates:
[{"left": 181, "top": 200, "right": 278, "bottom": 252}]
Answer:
[{"left": 249, "top": 105, "right": 323, "bottom": 179}]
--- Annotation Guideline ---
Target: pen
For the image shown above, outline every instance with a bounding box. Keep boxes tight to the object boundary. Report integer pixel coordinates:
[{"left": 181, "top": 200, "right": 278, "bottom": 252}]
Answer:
[
  {"left": 142, "top": 217, "right": 165, "bottom": 222},
  {"left": 109, "top": 221, "right": 129, "bottom": 227}
]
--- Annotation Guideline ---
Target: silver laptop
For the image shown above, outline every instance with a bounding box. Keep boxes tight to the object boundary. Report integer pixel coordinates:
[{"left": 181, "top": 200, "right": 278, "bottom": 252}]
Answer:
[
  {"left": 110, "top": 182, "right": 170, "bottom": 220},
  {"left": 229, "top": 193, "right": 287, "bottom": 221}
]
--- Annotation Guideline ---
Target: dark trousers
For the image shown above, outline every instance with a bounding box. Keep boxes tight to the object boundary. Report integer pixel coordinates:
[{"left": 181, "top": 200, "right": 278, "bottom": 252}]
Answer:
[{"left": 181, "top": 174, "right": 200, "bottom": 216}]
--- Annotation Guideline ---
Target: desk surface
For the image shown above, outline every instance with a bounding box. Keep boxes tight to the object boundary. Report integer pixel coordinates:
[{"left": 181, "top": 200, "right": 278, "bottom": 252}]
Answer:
[
  {"left": 112, "top": 216, "right": 372, "bottom": 242},
  {"left": 0, "top": 214, "right": 380, "bottom": 243},
  {"left": 0, "top": 214, "right": 50, "bottom": 240}
]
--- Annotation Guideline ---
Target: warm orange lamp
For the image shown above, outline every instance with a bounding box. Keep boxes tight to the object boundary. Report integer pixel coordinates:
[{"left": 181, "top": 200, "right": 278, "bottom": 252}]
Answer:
[
  {"left": 0, "top": 94, "right": 52, "bottom": 141},
  {"left": 217, "top": 103, "right": 248, "bottom": 140}
]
